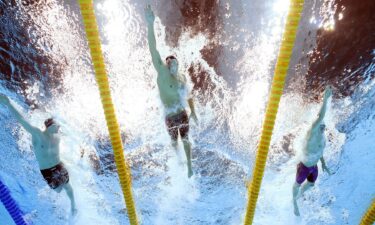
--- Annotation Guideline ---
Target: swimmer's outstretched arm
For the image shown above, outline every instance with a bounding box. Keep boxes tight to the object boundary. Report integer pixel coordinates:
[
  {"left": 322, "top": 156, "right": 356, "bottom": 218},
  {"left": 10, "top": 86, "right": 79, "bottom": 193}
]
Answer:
[
  {"left": 0, "top": 94, "right": 39, "bottom": 134},
  {"left": 311, "top": 86, "right": 332, "bottom": 129},
  {"left": 320, "top": 156, "right": 331, "bottom": 175},
  {"left": 145, "top": 5, "right": 163, "bottom": 72},
  {"left": 188, "top": 98, "right": 198, "bottom": 123}
]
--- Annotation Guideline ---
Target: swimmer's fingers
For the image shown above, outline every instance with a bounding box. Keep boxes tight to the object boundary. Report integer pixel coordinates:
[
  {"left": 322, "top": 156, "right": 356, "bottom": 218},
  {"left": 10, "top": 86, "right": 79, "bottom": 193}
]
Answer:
[
  {"left": 145, "top": 4, "right": 153, "bottom": 14},
  {"left": 0, "top": 93, "right": 7, "bottom": 99},
  {"left": 324, "top": 86, "right": 333, "bottom": 99},
  {"left": 144, "top": 5, "right": 155, "bottom": 23},
  {"left": 0, "top": 94, "right": 9, "bottom": 104}
]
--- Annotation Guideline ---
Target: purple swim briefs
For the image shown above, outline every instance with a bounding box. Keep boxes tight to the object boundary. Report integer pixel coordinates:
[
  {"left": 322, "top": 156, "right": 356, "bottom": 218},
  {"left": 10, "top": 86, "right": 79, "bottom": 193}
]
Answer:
[{"left": 296, "top": 162, "right": 318, "bottom": 184}]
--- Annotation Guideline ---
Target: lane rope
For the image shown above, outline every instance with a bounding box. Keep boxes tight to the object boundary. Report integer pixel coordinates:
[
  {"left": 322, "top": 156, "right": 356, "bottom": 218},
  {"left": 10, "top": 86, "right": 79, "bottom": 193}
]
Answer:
[
  {"left": 243, "top": 1, "right": 305, "bottom": 224},
  {"left": 77, "top": 1, "right": 139, "bottom": 224},
  {"left": 0, "top": 178, "right": 29, "bottom": 225},
  {"left": 360, "top": 198, "right": 375, "bottom": 225}
]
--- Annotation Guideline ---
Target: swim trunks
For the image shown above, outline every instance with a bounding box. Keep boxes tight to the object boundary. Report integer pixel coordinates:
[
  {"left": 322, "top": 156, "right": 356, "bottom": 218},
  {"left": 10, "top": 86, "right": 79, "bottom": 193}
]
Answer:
[
  {"left": 165, "top": 110, "right": 189, "bottom": 141},
  {"left": 40, "top": 162, "right": 69, "bottom": 189},
  {"left": 296, "top": 162, "right": 318, "bottom": 184}
]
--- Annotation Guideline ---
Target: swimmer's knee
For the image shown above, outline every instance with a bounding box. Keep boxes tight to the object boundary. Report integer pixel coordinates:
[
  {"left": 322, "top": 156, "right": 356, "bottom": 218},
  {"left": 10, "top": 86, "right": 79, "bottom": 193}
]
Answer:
[
  {"left": 55, "top": 186, "right": 63, "bottom": 193},
  {"left": 181, "top": 137, "right": 190, "bottom": 144}
]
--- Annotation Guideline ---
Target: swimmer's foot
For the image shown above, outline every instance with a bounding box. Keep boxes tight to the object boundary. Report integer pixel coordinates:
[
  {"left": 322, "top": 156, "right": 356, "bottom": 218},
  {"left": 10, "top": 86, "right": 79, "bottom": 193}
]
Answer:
[
  {"left": 293, "top": 204, "right": 300, "bottom": 216},
  {"left": 188, "top": 168, "right": 193, "bottom": 178},
  {"left": 71, "top": 207, "right": 78, "bottom": 216}
]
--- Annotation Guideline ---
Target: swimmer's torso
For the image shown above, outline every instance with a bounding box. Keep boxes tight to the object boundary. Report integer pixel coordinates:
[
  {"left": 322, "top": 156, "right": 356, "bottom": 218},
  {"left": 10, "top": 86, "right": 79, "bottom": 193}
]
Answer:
[
  {"left": 157, "top": 67, "right": 187, "bottom": 115},
  {"left": 32, "top": 132, "right": 61, "bottom": 170},
  {"left": 302, "top": 128, "right": 326, "bottom": 167}
]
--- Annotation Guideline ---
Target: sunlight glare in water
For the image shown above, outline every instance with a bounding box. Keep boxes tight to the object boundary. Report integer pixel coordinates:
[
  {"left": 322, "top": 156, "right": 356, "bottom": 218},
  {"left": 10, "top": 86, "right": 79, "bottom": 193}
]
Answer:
[
  {"left": 320, "top": 0, "right": 337, "bottom": 31},
  {"left": 273, "top": 0, "right": 291, "bottom": 14}
]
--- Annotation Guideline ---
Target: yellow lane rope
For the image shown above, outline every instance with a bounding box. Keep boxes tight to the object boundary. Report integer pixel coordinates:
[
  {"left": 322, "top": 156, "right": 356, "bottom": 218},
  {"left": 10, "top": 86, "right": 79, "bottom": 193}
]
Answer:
[
  {"left": 243, "top": 1, "right": 304, "bottom": 224},
  {"left": 360, "top": 198, "right": 375, "bottom": 225},
  {"left": 78, "top": 1, "right": 139, "bottom": 224}
]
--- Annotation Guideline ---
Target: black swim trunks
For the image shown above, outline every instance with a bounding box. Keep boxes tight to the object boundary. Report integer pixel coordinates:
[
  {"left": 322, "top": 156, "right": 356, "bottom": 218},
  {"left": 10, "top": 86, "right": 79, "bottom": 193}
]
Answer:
[
  {"left": 165, "top": 110, "right": 189, "bottom": 141},
  {"left": 296, "top": 162, "right": 318, "bottom": 184},
  {"left": 40, "top": 162, "right": 69, "bottom": 189}
]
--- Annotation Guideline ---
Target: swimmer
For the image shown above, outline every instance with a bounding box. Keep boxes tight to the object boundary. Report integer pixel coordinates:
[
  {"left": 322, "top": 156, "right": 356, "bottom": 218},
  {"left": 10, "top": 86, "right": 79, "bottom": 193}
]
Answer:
[
  {"left": 292, "top": 86, "right": 333, "bottom": 216},
  {"left": 0, "top": 94, "right": 77, "bottom": 215},
  {"left": 145, "top": 5, "right": 198, "bottom": 178}
]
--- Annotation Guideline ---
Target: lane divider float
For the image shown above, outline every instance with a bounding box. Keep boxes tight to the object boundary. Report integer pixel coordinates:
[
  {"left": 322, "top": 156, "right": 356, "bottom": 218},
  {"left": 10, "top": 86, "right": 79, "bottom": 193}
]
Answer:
[
  {"left": 243, "top": 1, "right": 305, "bottom": 224},
  {"left": 78, "top": 1, "right": 139, "bottom": 224},
  {"left": 360, "top": 198, "right": 375, "bottom": 225},
  {"left": 0, "top": 178, "right": 29, "bottom": 225}
]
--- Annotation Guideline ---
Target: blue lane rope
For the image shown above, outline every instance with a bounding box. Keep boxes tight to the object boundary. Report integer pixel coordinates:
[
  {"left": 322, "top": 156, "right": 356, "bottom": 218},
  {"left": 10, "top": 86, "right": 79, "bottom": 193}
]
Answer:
[{"left": 0, "top": 178, "right": 28, "bottom": 225}]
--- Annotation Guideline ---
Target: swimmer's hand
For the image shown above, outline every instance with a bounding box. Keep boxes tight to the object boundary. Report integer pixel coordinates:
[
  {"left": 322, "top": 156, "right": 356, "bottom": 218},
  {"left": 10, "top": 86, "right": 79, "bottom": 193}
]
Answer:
[
  {"left": 322, "top": 163, "right": 331, "bottom": 175},
  {"left": 190, "top": 112, "right": 198, "bottom": 124},
  {"left": 144, "top": 5, "right": 155, "bottom": 25},
  {"left": 0, "top": 94, "right": 10, "bottom": 105},
  {"left": 324, "top": 86, "right": 332, "bottom": 99}
]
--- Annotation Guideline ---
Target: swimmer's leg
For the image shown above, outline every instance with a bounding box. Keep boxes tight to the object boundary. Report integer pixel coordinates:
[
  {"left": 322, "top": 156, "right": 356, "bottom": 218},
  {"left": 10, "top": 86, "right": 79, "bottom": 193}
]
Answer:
[
  {"left": 300, "top": 167, "right": 317, "bottom": 197},
  {"left": 300, "top": 181, "right": 314, "bottom": 196},
  {"left": 293, "top": 182, "right": 301, "bottom": 216},
  {"left": 171, "top": 139, "right": 178, "bottom": 151},
  {"left": 63, "top": 183, "right": 77, "bottom": 215},
  {"left": 54, "top": 185, "right": 63, "bottom": 193},
  {"left": 182, "top": 138, "right": 193, "bottom": 178},
  {"left": 167, "top": 123, "right": 178, "bottom": 152}
]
